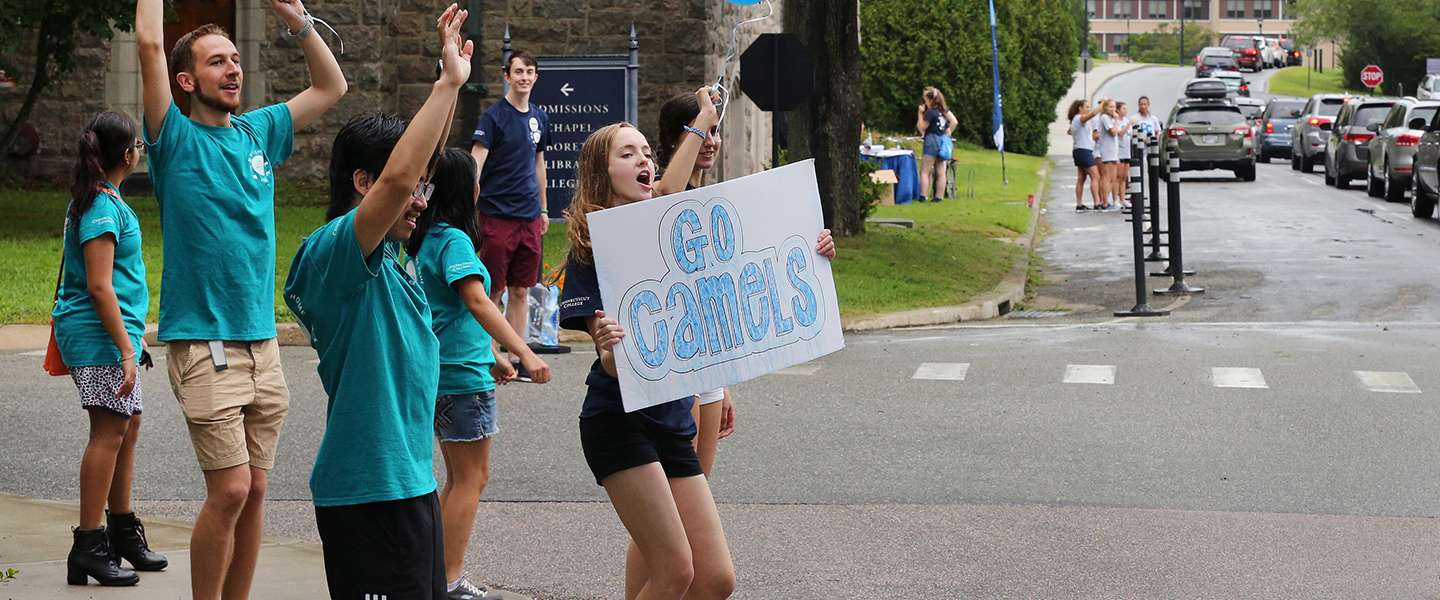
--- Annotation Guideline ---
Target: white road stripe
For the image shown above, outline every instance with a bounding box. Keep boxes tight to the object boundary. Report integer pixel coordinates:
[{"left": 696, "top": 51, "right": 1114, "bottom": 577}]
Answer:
[
  {"left": 912, "top": 363, "right": 969, "bottom": 381},
  {"left": 1355, "top": 371, "right": 1422, "bottom": 393},
  {"left": 775, "top": 362, "right": 821, "bottom": 376},
  {"left": 17, "top": 350, "right": 46, "bottom": 356},
  {"left": 1212, "top": 367, "right": 1268, "bottom": 389},
  {"left": 1064, "top": 364, "right": 1115, "bottom": 385}
]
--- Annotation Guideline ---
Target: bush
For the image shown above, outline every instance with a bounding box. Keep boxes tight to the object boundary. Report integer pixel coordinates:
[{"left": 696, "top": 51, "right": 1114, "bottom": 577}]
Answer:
[
  {"left": 861, "top": 0, "right": 1077, "bottom": 157},
  {"left": 1124, "top": 23, "right": 1215, "bottom": 65}
]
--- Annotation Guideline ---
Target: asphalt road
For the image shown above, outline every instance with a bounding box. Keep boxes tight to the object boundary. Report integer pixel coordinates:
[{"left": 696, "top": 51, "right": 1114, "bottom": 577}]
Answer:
[{"left": 5, "top": 66, "right": 1440, "bottom": 600}]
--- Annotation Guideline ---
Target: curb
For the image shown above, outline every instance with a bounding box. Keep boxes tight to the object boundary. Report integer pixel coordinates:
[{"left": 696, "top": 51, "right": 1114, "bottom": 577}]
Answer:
[{"left": 840, "top": 160, "right": 1050, "bottom": 332}]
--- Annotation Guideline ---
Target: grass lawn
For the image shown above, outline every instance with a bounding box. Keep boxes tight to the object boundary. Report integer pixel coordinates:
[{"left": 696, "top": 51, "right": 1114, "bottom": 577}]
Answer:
[
  {"left": 0, "top": 185, "right": 329, "bottom": 324},
  {"left": 3, "top": 145, "right": 1045, "bottom": 323},
  {"left": 1268, "top": 66, "right": 1361, "bottom": 97}
]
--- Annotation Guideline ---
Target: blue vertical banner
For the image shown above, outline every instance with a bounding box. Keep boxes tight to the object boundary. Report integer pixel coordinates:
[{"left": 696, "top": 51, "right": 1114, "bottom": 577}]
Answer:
[{"left": 988, "top": 0, "right": 1005, "bottom": 153}]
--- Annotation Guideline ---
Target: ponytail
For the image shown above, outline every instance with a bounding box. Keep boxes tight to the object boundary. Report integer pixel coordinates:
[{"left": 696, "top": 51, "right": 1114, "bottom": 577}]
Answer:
[{"left": 68, "top": 111, "right": 138, "bottom": 225}]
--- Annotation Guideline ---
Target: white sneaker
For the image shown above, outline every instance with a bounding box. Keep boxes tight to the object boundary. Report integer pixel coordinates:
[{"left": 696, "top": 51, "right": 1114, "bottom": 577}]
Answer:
[{"left": 448, "top": 577, "right": 503, "bottom": 600}]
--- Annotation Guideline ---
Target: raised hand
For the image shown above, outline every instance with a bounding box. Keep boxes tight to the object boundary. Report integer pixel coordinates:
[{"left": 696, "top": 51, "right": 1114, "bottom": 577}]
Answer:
[
  {"left": 269, "top": 0, "right": 309, "bottom": 31},
  {"left": 436, "top": 4, "right": 473, "bottom": 87},
  {"left": 694, "top": 85, "right": 719, "bottom": 128}
]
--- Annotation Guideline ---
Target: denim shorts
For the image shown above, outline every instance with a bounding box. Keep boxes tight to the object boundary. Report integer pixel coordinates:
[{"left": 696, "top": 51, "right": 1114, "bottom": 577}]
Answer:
[
  {"left": 1072, "top": 148, "right": 1097, "bottom": 169},
  {"left": 434, "top": 391, "right": 498, "bottom": 442}
]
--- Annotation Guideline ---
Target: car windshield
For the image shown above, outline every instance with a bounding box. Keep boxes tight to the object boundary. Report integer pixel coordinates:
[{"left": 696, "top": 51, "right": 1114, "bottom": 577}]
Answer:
[
  {"left": 1222, "top": 38, "right": 1252, "bottom": 50},
  {"left": 1240, "top": 106, "right": 1263, "bottom": 119},
  {"left": 1412, "top": 107, "right": 1438, "bottom": 127},
  {"left": 1268, "top": 101, "right": 1306, "bottom": 118},
  {"left": 1175, "top": 108, "right": 1244, "bottom": 125},
  {"left": 1353, "top": 105, "right": 1395, "bottom": 128},
  {"left": 1317, "top": 100, "right": 1345, "bottom": 117},
  {"left": 1280, "top": 39, "right": 1295, "bottom": 49},
  {"left": 1202, "top": 56, "right": 1234, "bottom": 66}
]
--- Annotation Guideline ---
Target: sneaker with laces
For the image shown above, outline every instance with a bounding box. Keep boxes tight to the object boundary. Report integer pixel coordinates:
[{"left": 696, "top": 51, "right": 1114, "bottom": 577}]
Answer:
[
  {"left": 510, "top": 360, "right": 533, "bottom": 383},
  {"left": 448, "top": 577, "right": 503, "bottom": 600},
  {"left": 1076, "top": 205, "right": 1091, "bottom": 211}
]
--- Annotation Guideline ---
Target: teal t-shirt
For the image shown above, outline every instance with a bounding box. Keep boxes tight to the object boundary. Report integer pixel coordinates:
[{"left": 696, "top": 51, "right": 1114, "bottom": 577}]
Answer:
[
  {"left": 409, "top": 224, "right": 496, "bottom": 395},
  {"left": 144, "top": 101, "right": 293, "bottom": 342},
  {"left": 51, "top": 184, "right": 148, "bottom": 366},
  {"left": 284, "top": 210, "right": 440, "bottom": 507}
]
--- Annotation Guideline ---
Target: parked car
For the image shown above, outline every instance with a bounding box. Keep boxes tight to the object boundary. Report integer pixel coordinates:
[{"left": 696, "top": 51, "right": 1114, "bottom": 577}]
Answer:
[
  {"left": 1258, "top": 37, "right": 1283, "bottom": 70},
  {"left": 1322, "top": 97, "right": 1398, "bottom": 188},
  {"left": 1220, "top": 35, "right": 1262, "bottom": 72},
  {"left": 1257, "top": 98, "right": 1307, "bottom": 162},
  {"left": 1235, "top": 97, "right": 1266, "bottom": 128},
  {"left": 1366, "top": 98, "right": 1438, "bottom": 202},
  {"left": 1196, "top": 54, "right": 1239, "bottom": 78},
  {"left": 1291, "top": 93, "right": 1355, "bottom": 172},
  {"left": 1162, "top": 81, "right": 1256, "bottom": 181},
  {"left": 1419, "top": 74, "right": 1440, "bottom": 101},
  {"left": 1279, "top": 38, "right": 1302, "bottom": 66},
  {"left": 1413, "top": 107, "right": 1440, "bottom": 217},
  {"left": 1213, "top": 70, "right": 1250, "bottom": 97}
]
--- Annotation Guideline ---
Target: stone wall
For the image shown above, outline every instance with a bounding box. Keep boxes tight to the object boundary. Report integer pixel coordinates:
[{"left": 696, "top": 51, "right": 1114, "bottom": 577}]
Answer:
[{"left": 1, "top": 0, "right": 782, "bottom": 185}]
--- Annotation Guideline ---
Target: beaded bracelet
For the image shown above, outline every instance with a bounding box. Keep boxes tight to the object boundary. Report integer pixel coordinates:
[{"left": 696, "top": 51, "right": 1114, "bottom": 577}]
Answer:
[{"left": 683, "top": 125, "right": 707, "bottom": 140}]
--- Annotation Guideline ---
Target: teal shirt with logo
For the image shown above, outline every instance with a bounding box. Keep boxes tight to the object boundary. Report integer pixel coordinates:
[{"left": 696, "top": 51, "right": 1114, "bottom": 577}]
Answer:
[
  {"left": 52, "top": 184, "right": 148, "bottom": 366},
  {"left": 409, "top": 224, "right": 496, "bottom": 396},
  {"left": 284, "top": 210, "right": 440, "bottom": 507},
  {"left": 144, "top": 101, "right": 293, "bottom": 342}
]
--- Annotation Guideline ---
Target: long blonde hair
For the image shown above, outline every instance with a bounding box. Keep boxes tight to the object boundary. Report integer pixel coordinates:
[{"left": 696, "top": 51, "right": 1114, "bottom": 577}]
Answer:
[{"left": 564, "top": 122, "right": 634, "bottom": 265}]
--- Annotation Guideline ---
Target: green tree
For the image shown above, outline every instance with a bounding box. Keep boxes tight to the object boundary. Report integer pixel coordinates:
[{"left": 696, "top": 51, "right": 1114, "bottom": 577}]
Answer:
[
  {"left": 0, "top": 0, "right": 142, "bottom": 156},
  {"left": 1124, "top": 23, "right": 1215, "bottom": 65},
  {"left": 860, "top": 0, "right": 1076, "bottom": 156},
  {"left": 1292, "top": 0, "right": 1440, "bottom": 96}
]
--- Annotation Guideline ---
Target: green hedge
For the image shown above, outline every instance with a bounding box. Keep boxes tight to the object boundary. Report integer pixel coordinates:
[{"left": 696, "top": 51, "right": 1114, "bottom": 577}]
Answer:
[{"left": 860, "top": 0, "right": 1077, "bottom": 156}]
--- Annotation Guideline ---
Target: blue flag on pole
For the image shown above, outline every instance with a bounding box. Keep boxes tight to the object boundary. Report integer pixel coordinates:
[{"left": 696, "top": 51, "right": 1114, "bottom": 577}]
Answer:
[{"left": 989, "top": 0, "right": 1005, "bottom": 153}]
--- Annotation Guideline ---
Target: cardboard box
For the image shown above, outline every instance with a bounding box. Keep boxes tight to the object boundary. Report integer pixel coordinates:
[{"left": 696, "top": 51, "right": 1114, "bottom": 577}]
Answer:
[{"left": 870, "top": 169, "right": 898, "bottom": 206}]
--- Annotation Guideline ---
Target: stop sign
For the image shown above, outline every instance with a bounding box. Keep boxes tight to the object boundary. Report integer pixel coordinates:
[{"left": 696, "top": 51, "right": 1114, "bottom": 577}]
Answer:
[{"left": 1361, "top": 65, "right": 1384, "bottom": 88}]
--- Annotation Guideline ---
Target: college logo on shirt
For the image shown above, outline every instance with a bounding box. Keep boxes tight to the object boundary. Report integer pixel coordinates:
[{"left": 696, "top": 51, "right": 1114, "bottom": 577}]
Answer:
[
  {"left": 247, "top": 150, "right": 271, "bottom": 184},
  {"left": 529, "top": 117, "right": 541, "bottom": 147},
  {"left": 448, "top": 262, "right": 473, "bottom": 272},
  {"left": 91, "top": 216, "right": 116, "bottom": 227}
]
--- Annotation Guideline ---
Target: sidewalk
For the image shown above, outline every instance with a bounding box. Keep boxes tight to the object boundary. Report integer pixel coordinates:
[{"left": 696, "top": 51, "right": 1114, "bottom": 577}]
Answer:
[
  {"left": 0, "top": 493, "right": 531, "bottom": 599},
  {"left": 1047, "top": 61, "right": 1154, "bottom": 156}
]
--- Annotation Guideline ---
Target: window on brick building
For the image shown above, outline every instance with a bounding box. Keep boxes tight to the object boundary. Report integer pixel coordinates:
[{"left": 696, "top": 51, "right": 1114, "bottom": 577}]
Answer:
[
  {"left": 1112, "top": 0, "right": 1132, "bottom": 19},
  {"left": 1146, "top": 0, "right": 1166, "bottom": 19},
  {"left": 1226, "top": 0, "right": 1244, "bottom": 18}
]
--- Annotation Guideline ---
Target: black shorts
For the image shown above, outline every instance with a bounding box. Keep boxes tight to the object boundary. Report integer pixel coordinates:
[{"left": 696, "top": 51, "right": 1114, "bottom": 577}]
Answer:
[
  {"left": 579, "top": 411, "right": 703, "bottom": 486},
  {"left": 314, "top": 492, "right": 444, "bottom": 600}
]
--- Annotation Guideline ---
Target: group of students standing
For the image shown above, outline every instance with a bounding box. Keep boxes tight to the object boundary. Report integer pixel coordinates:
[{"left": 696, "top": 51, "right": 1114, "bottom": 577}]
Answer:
[
  {"left": 47, "top": 1, "right": 832, "bottom": 599},
  {"left": 1067, "top": 95, "right": 1163, "bottom": 212}
]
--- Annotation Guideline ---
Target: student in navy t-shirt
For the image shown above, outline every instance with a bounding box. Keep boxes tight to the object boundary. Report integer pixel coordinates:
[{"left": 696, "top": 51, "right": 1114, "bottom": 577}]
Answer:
[{"left": 470, "top": 49, "right": 551, "bottom": 375}]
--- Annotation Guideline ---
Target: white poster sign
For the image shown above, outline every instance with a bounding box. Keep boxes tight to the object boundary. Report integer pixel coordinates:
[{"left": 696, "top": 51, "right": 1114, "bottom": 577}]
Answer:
[{"left": 588, "top": 160, "right": 845, "bottom": 412}]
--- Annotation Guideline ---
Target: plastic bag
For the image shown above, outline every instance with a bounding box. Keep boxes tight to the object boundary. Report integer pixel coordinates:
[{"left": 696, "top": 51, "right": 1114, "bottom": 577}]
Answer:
[{"left": 527, "top": 284, "right": 560, "bottom": 347}]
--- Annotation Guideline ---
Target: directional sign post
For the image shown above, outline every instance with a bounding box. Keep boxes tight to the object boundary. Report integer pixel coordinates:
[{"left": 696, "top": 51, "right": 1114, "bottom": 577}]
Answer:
[{"left": 1361, "top": 64, "right": 1384, "bottom": 89}]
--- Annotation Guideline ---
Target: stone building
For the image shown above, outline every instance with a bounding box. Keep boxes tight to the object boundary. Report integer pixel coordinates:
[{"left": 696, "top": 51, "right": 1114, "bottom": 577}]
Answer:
[{"left": 1, "top": 0, "right": 782, "bottom": 190}]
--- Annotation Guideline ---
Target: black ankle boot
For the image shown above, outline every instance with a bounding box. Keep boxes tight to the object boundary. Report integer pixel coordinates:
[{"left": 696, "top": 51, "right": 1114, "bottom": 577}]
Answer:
[
  {"left": 67, "top": 527, "right": 139, "bottom": 586},
  {"left": 107, "top": 511, "right": 168, "bottom": 571}
]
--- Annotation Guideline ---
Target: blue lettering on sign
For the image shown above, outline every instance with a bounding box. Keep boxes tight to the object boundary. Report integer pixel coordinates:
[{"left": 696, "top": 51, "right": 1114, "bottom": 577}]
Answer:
[{"left": 619, "top": 197, "right": 828, "bottom": 382}]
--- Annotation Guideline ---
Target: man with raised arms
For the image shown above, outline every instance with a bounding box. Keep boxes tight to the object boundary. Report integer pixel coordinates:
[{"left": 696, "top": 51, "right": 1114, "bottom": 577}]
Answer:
[{"left": 135, "top": 0, "right": 345, "bottom": 597}]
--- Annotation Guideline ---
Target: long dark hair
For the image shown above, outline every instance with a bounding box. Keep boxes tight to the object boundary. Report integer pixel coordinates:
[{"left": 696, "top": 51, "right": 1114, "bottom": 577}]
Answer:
[
  {"left": 69, "top": 111, "right": 137, "bottom": 225},
  {"left": 655, "top": 91, "right": 699, "bottom": 169},
  {"left": 406, "top": 147, "right": 481, "bottom": 258},
  {"left": 327, "top": 112, "right": 408, "bottom": 221}
]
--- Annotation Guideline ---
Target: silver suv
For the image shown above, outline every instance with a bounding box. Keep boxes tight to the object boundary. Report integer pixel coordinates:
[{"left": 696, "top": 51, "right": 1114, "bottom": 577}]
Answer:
[
  {"left": 1366, "top": 98, "right": 1439, "bottom": 202},
  {"left": 1291, "top": 93, "right": 1355, "bottom": 172},
  {"left": 1162, "top": 92, "right": 1257, "bottom": 181}
]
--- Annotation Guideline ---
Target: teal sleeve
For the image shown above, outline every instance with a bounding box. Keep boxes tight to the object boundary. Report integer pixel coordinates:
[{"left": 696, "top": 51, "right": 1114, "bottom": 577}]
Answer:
[
  {"left": 241, "top": 103, "right": 295, "bottom": 166},
  {"left": 438, "top": 232, "right": 488, "bottom": 291},
  {"left": 308, "top": 211, "right": 382, "bottom": 299},
  {"left": 142, "top": 102, "right": 186, "bottom": 172},
  {"left": 76, "top": 198, "right": 123, "bottom": 246}
]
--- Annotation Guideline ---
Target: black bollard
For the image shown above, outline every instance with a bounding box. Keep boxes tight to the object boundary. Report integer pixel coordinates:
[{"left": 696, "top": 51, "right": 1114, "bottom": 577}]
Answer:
[
  {"left": 1153, "top": 154, "right": 1204, "bottom": 296},
  {"left": 1115, "top": 140, "right": 1170, "bottom": 317},
  {"left": 1145, "top": 136, "right": 1167, "bottom": 262}
]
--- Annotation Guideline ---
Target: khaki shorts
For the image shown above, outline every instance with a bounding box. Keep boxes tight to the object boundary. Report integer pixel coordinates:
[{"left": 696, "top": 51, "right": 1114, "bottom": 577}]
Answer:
[{"left": 167, "top": 339, "right": 290, "bottom": 471}]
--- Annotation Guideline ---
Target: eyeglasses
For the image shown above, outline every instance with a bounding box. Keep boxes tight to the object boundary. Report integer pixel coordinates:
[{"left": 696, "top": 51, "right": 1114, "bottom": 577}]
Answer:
[
  {"left": 412, "top": 181, "right": 434, "bottom": 202},
  {"left": 133, "top": 140, "right": 144, "bottom": 149}
]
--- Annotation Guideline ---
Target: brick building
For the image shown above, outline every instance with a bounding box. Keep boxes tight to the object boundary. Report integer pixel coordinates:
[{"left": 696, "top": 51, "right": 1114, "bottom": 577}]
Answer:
[{"left": 0, "top": 0, "right": 781, "bottom": 188}]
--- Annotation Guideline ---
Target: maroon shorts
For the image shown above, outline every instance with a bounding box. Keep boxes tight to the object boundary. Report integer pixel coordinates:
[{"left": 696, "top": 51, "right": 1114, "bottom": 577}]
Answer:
[{"left": 478, "top": 213, "right": 544, "bottom": 290}]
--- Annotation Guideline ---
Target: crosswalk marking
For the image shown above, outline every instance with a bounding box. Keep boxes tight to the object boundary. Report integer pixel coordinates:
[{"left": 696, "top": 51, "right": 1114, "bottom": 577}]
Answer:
[
  {"left": 1355, "top": 371, "right": 1422, "bottom": 394},
  {"left": 17, "top": 350, "right": 45, "bottom": 357},
  {"left": 1063, "top": 364, "right": 1115, "bottom": 385},
  {"left": 1212, "top": 367, "right": 1268, "bottom": 389},
  {"left": 912, "top": 363, "right": 969, "bottom": 381},
  {"left": 775, "top": 362, "right": 821, "bottom": 376}
]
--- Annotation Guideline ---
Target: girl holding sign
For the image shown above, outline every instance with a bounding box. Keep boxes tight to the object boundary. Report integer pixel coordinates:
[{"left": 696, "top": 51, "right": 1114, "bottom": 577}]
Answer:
[
  {"left": 559, "top": 121, "right": 735, "bottom": 600},
  {"left": 404, "top": 147, "right": 552, "bottom": 599}
]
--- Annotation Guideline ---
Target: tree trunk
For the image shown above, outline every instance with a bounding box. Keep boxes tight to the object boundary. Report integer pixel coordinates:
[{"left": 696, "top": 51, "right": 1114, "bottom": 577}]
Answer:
[
  {"left": 1, "top": 10, "right": 55, "bottom": 160},
  {"left": 784, "top": 0, "right": 864, "bottom": 237}
]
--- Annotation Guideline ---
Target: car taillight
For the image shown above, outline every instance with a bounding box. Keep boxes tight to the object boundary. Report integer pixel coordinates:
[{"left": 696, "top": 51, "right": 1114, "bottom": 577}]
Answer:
[
  {"left": 1245, "top": 49, "right": 1257, "bottom": 56},
  {"left": 1265, "top": 122, "right": 1274, "bottom": 134},
  {"left": 1196, "top": 56, "right": 1202, "bottom": 63},
  {"left": 1397, "top": 133, "right": 1421, "bottom": 146},
  {"left": 1343, "top": 132, "right": 1375, "bottom": 143},
  {"left": 1232, "top": 126, "right": 1253, "bottom": 138},
  {"left": 1241, "top": 85, "right": 1249, "bottom": 92},
  {"left": 1168, "top": 127, "right": 1187, "bottom": 139},
  {"left": 1309, "top": 117, "right": 1331, "bottom": 126}
]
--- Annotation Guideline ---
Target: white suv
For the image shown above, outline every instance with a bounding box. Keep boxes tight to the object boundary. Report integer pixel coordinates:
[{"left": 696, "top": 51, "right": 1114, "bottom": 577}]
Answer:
[
  {"left": 1420, "top": 74, "right": 1440, "bottom": 100},
  {"left": 1256, "top": 37, "right": 1282, "bottom": 69}
]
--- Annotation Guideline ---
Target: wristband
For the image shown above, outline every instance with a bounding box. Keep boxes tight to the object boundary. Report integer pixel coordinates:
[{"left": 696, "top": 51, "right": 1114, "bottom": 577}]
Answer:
[
  {"left": 284, "top": 17, "right": 315, "bottom": 40},
  {"left": 119, "top": 352, "right": 137, "bottom": 363},
  {"left": 683, "top": 125, "right": 707, "bottom": 140}
]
